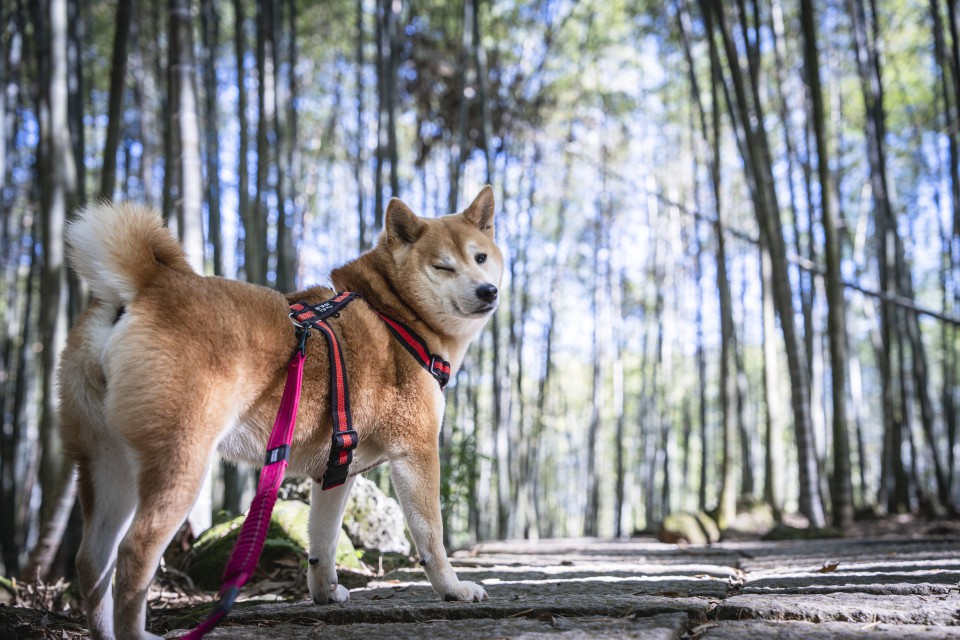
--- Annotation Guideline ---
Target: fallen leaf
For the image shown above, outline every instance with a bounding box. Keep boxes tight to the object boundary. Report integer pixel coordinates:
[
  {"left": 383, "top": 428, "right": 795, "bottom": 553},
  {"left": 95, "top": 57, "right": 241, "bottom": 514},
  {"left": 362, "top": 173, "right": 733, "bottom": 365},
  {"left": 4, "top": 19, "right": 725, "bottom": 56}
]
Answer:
[{"left": 818, "top": 560, "right": 840, "bottom": 573}]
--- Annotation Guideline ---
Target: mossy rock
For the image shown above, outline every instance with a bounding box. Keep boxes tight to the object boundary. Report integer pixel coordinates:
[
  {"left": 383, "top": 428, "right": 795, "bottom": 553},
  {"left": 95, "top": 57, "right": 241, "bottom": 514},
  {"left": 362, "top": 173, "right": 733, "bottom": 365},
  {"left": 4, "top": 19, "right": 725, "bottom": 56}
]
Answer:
[
  {"left": 762, "top": 524, "right": 845, "bottom": 541},
  {"left": 342, "top": 476, "right": 410, "bottom": 554},
  {"left": 659, "top": 511, "right": 720, "bottom": 545},
  {"left": 359, "top": 549, "right": 417, "bottom": 574},
  {"left": 694, "top": 511, "right": 721, "bottom": 542},
  {"left": 728, "top": 500, "right": 776, "bottom": 536},
  {"left": 182, "top": 499, "right": 360, "bottom": 590}
]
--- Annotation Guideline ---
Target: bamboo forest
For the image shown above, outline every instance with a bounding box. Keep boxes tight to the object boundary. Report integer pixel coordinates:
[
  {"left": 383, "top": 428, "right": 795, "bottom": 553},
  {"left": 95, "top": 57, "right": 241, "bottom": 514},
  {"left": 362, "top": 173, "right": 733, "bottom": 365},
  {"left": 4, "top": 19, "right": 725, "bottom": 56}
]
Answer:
[{"left": 2, "top": 0, "right": 960, "bottom": 603}]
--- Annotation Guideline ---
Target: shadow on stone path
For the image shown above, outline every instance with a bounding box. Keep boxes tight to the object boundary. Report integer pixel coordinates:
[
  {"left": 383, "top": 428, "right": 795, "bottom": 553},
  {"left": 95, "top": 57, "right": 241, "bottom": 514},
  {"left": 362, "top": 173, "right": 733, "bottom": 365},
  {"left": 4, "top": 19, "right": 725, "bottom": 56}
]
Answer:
[{"left": 165, "top": 535, "right": 960, "bottom": 639}]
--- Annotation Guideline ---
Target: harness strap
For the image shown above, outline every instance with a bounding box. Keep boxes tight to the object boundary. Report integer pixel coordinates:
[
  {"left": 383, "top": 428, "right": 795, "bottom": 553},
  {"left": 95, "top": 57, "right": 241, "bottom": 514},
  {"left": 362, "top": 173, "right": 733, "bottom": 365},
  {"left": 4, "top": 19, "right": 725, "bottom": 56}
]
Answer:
[
  {"left": 182, "top": 334, "right": 307, "bottom": 640},
  {"left": 370, "top": 308, "right": 451, "bottom": 389},
  {"left": 290, "top": 292, "right": 360, "bottom": 489},
  {"left": 289, "top": 291, "right": 359, "bottom": 326},
  {"left": 313, "top": 320, "right": 356, "bottom": 489}
]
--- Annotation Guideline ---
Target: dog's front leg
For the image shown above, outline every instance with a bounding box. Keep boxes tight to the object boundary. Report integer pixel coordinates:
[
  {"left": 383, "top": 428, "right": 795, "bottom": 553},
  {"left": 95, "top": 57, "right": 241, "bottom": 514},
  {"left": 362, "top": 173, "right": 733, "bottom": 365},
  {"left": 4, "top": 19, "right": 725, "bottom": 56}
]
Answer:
[
  {"left": 307, "top": 476, "right": 355, "bottom": 604},
  {"left": 390, "top": 451, "right": 488, "bottom": 602}
]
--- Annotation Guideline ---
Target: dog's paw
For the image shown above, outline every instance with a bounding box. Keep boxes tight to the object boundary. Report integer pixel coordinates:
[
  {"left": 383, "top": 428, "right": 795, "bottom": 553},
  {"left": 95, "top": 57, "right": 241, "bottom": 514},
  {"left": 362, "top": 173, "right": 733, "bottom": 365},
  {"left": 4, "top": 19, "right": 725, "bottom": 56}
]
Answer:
[
  {"left": 329, "top": 584, "right": 350, "bottom": 603},
  {"left": 310, "top": 582, "right": 350, "bottom": 605},
  {"left": 444, "top": 580, "right": 488, "bottom": 602}
]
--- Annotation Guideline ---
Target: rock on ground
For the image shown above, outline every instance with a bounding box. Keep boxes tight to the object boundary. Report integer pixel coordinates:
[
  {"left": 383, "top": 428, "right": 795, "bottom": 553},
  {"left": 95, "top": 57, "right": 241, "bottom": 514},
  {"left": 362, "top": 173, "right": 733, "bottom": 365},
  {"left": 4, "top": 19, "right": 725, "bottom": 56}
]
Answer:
[
  {"left": 342, "top": 476, "right": 410, "bottom": 555},
  {"left": 180, "top": 499, "right": 359, "bottom": 589}
]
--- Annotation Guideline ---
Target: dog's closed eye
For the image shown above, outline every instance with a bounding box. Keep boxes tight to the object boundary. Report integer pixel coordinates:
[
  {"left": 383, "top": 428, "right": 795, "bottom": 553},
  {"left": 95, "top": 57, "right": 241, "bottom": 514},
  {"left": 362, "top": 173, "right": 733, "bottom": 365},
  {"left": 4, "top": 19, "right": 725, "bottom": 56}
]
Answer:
[{"left": 433, "top": 265, "right": 455, "bottom": 273}]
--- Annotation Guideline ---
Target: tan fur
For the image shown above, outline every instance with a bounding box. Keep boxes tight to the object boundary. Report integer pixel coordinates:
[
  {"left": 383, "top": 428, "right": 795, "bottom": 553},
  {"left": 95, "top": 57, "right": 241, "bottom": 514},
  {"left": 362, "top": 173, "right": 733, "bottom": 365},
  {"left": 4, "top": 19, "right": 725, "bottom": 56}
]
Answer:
[{"left": 60, "top": 189, "right": 502, "bottom": 640}]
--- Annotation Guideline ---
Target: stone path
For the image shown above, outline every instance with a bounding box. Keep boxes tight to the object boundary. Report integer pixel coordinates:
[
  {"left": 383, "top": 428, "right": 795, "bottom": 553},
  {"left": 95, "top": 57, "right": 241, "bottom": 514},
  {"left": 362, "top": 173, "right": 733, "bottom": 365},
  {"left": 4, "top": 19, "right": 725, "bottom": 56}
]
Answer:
[{"left": 166, "top": 535, "right": 960, "bottom": 639}]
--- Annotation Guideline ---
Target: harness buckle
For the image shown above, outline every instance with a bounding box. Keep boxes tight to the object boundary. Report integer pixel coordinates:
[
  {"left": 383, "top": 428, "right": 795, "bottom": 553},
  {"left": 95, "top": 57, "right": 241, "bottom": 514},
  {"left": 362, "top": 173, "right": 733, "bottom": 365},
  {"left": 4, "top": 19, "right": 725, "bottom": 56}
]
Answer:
[
  {"left": 428, "top": 355, "right": 450, "bottom": 388},
  {"left": 332, "top": 429, "right": 359, "bottom": 451},
  {"left": 296, "top": 326, "right": 310, "bottom": 356}
]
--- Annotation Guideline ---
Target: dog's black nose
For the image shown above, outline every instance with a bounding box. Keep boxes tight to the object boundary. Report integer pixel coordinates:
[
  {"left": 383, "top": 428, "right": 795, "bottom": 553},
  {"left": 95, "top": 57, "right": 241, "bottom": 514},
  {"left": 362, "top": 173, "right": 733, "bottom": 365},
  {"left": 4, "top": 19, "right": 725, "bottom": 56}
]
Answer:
[{"left": 476, "top": 283, "right": 498, "bottom": 303}]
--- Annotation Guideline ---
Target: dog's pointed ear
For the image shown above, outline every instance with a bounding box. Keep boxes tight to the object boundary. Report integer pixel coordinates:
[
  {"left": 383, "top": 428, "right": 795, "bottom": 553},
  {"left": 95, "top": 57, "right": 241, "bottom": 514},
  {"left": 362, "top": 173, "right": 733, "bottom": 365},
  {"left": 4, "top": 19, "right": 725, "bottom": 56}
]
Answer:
[
  {"left": 385, "top": 198, "right": 424, "bottom": 245},
  {"left": 463, "top": 185, "right": 495, "bottom": 238}
]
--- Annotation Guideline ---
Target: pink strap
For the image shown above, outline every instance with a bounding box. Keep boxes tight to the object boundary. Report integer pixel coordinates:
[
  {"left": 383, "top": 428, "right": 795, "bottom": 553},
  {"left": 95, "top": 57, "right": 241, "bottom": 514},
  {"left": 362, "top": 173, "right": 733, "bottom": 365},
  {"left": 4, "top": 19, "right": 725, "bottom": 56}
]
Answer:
[{"left": 182, "top": 349, "right": 306, "bottom": 639}]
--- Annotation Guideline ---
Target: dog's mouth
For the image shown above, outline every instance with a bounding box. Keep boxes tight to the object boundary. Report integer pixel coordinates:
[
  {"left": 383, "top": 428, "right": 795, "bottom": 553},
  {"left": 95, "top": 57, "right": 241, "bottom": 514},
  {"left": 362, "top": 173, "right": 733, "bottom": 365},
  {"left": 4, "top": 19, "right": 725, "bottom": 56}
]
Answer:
[{"left": 453, "top": 300, "right": 498, "bottom": 317}]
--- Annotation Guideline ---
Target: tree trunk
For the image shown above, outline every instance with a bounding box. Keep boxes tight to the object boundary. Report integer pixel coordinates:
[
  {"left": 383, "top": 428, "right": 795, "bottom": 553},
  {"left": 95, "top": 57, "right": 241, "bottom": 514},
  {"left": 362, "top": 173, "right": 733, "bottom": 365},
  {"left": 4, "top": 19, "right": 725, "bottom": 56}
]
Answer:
[
  {"left": 170, "top": 0, "right": 209, "bottom": 532},
  {"left": 1, "top": 2, "right": 24, "bottom": 208},
  {"left": 761, "top": 238, "right": 785, "bottom": 519},
  {"left": 234, "top": 0, "right": 256, "bottom": 283},
  {"left": 473, "top": 0, "right": 494, "bottom": 182},
  {"left": 169, "top": 0, "right": 204, "bottom": 272},
  {"left": 707, "top": 0, "right": 826, "bottom": 526},
  {"left": 584, "top": 141, "right": 607, "bottom": 537},
  {"left": 160, "top": 0, "right": 175, "bottom": 225},
  {"left": 355, "top": 0, "right": 367, "bottom": 250},
  {"left": 734, "top": 269, "right": 754, "bottom": 499},
  {"left": 201, "top": 0, "right": 222, "bottom": 276},
  {"left": 255, "top": 0, "right": 275, "bottom": 284},
  {"left": 38, "top": 0, "right": 77, "bottom": 529},
  {"left": 675, "top": 0, "right": 712, "bottom": 515},
  {"left": 66, "top": 0, "right": 84, "bottom": 223},
  {"left": 373, "top": 0, "right": 385, "bottom": 226},
  {"left": 931, "top": 0, "right": 959, "bottom": 500},
  {"left": 1, "top": 202, "right": 30, "bottom": 575},
  {"left": 849, "top": 0, "right": 951, "bottom": 510},
  {"left": 223, "top": 0, "right": 254, "bottom": 516},
  {"left": 801, "top": 0, "right": 852, "bottom": 527},
  {"left": 695, "top": 221, "right": 709, "bottom": 514},
  {"left": 274, "top": 0, "right": 297, "bottom": 292},
  {"left": 448, "top": 0, "right": 474, "bottom": 215},
  {"left": 21, "top": 466, "right": 76, "bottom": 580},
  {"left": 99, "top": 0, "right": 132, "bottom": 201},
  {"left": 385, "top": 0, "right": 399, "bottom": 197},
  {"left": 696, "top": 0, "right": 738, "bottom": 529}
]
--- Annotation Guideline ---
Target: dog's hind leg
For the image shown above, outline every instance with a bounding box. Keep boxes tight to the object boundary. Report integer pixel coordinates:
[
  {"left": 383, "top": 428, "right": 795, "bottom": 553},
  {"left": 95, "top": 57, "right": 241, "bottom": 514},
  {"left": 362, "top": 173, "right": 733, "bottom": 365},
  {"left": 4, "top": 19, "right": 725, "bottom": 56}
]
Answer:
[
  {"left": 74, "top": 441, "right": 138, "bottom": 640},
  {"left": 112, "top": 437, "right": 218, "bottom": 640},
  {"left": 390, "top": 450, "right": 488, "bottom": 602},
  {"left": 307, "top": 476, "right": 356, "bottom": 604}
]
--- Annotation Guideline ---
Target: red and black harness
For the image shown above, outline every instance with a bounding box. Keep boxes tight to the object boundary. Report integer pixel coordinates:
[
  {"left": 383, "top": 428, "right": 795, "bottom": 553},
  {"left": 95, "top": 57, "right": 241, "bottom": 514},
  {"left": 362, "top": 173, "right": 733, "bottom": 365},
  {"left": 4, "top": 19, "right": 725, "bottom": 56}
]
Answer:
[
  {"left": 185, "top": 292, "right": 450, "bottom": 639},
  {"left": 288, "top": 292, "right": 451, "bottom": 488}
]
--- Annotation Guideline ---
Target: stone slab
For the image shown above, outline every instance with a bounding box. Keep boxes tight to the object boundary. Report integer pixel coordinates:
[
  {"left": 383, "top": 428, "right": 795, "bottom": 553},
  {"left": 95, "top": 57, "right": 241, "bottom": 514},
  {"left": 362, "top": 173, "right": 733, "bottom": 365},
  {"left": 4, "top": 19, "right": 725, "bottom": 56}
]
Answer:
[
  {"left": 716, "top": 593, "right": 960, "bottom": 626},
  {"left": 180, "top": 612, "right": 690, "bottom": 640},
  {"left": 732, "top": 537, "right": 960, "bottom": 596},
  {"left": 727, "top": 537, "right": 960, "bottom": 573},
  {"left": 444, "top": 560, "right": 740, "bottom": 580},
  {"left": 700, "top": 620, "right": 960, "bottom": 639},
  {"left": 740, "top": 566, "right": 960, "bottom": 596},
  {"left": 174, "top": 590, "right": 712, "bottom": 629}
]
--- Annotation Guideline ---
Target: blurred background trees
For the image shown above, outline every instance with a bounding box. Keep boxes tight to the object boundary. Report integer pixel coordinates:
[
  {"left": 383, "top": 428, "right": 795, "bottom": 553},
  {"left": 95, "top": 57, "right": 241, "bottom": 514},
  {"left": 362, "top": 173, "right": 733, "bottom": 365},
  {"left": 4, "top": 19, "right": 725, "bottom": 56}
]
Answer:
[{"left": 1, "top": 0, "right": 959, "bottom": 579}]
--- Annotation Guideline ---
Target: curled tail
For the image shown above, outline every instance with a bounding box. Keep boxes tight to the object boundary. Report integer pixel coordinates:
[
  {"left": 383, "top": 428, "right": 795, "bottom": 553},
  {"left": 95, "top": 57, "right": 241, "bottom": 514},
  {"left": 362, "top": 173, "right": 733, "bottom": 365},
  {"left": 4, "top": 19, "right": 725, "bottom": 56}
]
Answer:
[{"left": 66, "top": 202, "right": 194, "bottom": 304}]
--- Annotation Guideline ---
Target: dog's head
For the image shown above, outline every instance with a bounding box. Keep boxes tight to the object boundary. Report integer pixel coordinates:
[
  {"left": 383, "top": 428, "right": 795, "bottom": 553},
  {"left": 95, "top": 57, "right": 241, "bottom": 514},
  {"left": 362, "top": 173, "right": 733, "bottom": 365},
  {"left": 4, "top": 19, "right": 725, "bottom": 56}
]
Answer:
[{"left": 380, "top": 186, "right": 504, "bottom": 337}]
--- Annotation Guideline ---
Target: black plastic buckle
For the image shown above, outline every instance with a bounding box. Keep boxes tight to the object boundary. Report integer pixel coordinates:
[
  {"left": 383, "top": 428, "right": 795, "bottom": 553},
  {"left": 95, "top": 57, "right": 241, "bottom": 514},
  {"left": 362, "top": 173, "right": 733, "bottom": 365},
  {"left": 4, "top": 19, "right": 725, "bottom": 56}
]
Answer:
[
  {"left": 428, "top": 355, "right": 450, "bottom": 388},
  {"left": 264, "top": 444, "right": 290, "bottom": 466},
  {"left": 296, "top": 327, "right": 310, "bottom": 356},
  {"left": 332, "top": 429, "right": 359, "bottom": 450}
]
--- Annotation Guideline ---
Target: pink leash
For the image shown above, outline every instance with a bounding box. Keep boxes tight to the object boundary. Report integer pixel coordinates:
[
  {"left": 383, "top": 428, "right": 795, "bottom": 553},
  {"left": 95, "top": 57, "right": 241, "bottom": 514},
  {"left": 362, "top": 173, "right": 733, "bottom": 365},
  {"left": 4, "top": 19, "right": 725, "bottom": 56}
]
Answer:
[{"left": 182, "top": 332, "right": 307, "bottom": 639}]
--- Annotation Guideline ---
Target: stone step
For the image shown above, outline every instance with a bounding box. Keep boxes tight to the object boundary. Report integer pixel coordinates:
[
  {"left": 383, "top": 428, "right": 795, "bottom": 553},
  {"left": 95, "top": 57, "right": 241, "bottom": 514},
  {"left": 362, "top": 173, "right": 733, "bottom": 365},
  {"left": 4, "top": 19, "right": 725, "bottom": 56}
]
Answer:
[{"left": 191, "top": 612, "right": 691, "bottom": 640}]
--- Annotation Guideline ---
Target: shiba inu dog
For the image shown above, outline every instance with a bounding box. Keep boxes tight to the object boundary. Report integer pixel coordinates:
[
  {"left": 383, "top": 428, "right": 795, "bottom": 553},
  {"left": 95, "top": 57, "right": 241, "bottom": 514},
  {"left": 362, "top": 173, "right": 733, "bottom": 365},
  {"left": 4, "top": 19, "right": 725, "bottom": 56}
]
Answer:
[{"left": 59, "top": 188, "right": 502, "bottom": 640}]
